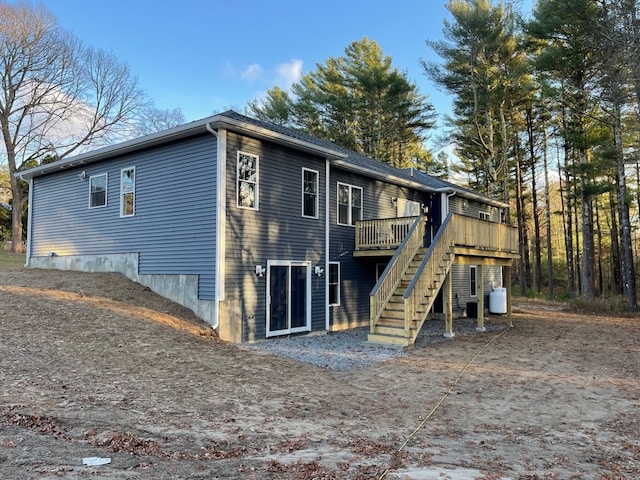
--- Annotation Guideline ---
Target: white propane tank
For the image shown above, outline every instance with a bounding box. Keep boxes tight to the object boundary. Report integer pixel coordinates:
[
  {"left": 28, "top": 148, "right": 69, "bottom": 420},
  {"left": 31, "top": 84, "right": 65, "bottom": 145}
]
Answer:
[{"left": 489, "top": 287, "right": 507, "bottom": 314}]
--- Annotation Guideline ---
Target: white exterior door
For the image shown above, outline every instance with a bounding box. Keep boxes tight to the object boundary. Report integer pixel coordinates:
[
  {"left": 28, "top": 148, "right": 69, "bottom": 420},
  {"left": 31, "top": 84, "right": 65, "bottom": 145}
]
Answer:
[{"left": 266, "top": 261, "right": 311, "bottom": 337}]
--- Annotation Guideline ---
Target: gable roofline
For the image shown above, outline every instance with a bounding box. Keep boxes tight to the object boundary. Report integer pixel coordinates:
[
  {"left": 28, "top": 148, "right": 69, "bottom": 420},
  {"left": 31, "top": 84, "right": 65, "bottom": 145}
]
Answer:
[
  {"left": 17, "top": 112, "right": 348, "bottom": 181},
  {"left": 16, "top": 109, "right": 508, "bottom": 209}
]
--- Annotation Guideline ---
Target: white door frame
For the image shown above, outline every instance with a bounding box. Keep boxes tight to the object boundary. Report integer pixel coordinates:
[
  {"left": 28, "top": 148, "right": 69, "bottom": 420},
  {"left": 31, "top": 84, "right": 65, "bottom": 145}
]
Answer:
[{"left": 266, "top": 260, "right": 312, "bottom": 337}]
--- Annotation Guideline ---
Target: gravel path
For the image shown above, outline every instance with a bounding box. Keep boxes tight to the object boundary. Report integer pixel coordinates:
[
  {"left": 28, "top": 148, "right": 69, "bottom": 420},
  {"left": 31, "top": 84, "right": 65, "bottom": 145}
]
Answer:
[{"left": 242, "top": 317, "right": 509, "bottom": 370}]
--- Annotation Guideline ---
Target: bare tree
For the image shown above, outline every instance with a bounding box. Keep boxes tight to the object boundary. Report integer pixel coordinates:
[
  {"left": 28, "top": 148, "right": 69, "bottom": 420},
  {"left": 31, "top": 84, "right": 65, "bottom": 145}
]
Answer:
[
  {"left": 0, "top": 2, "right": 144, "bottom": 252},
  {"left": 135, "top": 105, "right": 186, "bottom": 136}
]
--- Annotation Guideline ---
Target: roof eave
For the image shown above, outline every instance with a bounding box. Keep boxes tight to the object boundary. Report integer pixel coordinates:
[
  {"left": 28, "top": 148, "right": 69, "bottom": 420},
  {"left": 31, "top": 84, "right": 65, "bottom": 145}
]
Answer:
[
  {"left": 17, "top": 113, "right": 348, "bottom": 180},
  {"left": 332, "top": 159, "right": 438, "bottom": 193},
  {"left": 213, "top": 116, "right": 348, "bottom": 160},
  {"left": 435, "top": 186, "right": 509, "bottom": 208}
]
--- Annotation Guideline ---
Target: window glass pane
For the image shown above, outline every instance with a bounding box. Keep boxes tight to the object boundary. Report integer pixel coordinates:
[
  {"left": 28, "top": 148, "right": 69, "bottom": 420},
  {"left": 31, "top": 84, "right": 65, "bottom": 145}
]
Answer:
[
  {"left": 329, "top": 263, "right": 340, "bottom": 305},
  {"left": 338, "top": 204, "right": 349, "bottom": 224},
  {"left": 89, "top": 175, "right": 107, "bottom": 208},
  {"left": 290, "top": 266, "right": 307, "bottom": 329},
  {"left": 238, "top": 154, "right": 256, "bottom": 181},
  {"left": 338, "top": 184, "right": 349, "bottom": 204},
  {"left": 351, "top": 187, "right": 362, "bottom": 207},
  {"left": 123, "top": 192, "right": 134, "bottom": 216},
  {"left": 470, "top": 266, "right": 477, "bottom": 296},
  {"left": 304, "top": 196, "right": 315, "bottom": 217},
  {"left": 239, "top": 182, "right": 255, "bottom": 208},
  {"left": 304, "top": 170, "right": 317, "bottom": 194},
  {"left": 122, "top": 169, "right": 134, "bottom": 192},
  {"left": 351, "top": 204, "right": 362, "bottom": 224}
]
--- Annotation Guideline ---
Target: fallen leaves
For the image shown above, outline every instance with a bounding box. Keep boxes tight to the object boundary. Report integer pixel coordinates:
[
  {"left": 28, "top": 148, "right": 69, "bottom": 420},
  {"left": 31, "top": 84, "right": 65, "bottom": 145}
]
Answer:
[{"left": 0, "top": 407, "right": 68, "bottom": 439}]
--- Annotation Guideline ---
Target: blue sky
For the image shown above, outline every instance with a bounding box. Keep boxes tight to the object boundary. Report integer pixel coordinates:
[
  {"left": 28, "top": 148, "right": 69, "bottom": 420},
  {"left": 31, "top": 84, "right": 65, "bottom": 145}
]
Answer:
[{"left": 34, "top": 0, "right": 532, "bottom": 149}]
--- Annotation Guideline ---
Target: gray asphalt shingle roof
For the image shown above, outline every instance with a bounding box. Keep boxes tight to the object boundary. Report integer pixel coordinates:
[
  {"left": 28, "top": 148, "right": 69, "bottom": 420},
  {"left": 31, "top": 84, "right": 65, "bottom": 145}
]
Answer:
[{"left": 18, "top": 108, "right": 506, "bottom": 208}]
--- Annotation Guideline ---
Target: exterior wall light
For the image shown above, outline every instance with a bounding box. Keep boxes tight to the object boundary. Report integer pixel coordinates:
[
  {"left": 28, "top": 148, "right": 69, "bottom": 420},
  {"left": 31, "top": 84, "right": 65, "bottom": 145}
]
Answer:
[
  {"left": 255, "top": 265, "right": 266, "bottom": 277},
  {"left": 314, "top": 266, "right": 324, "bottom": 276}
]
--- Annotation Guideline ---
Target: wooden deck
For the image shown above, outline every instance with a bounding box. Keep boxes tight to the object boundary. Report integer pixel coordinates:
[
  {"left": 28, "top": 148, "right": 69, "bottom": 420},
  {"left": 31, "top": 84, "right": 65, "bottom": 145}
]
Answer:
[
  {"left": 360, "top": 214, "right": 519, "bottom": 347},
  {"left": 355, "top": 214, "right": 518, "bottom": 260}
]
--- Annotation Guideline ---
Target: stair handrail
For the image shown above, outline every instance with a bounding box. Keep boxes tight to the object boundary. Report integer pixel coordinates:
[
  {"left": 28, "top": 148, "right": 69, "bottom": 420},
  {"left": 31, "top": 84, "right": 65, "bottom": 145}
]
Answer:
[
  {"left": 403, "top": 213, "right": 456, "bottom": 336},
  {"left": 369, "top": 215, "right": 424, "bottom": 331}
]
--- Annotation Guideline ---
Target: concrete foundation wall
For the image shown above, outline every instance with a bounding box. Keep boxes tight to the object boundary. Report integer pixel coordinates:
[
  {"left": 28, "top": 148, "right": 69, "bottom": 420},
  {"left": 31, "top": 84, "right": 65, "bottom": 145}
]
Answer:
[{"left": 29, "top": 253, "right": 216, "bottom": 328}]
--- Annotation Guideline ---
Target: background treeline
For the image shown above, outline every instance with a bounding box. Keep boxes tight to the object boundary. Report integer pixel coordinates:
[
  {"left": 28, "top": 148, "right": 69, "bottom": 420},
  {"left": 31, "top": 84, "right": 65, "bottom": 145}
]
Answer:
[
  {"left": 252, "top": 0, "right": 640, "bottom": 310},
  {"left": 426, "top": 0, "right": 640, "bottom": 309},
  {"left": 4, "top": 0, "right": 640, "bottom": 309}
]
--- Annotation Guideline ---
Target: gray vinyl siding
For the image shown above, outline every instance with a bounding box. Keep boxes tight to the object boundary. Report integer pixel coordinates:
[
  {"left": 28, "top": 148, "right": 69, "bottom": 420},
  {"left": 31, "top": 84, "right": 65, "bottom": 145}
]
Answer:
[
  {"left": 449, "top": 196, "right": 501, "bottom": 222},
  {"left": 328, "top": 168, "right": 432, "bottom": 329},
  {"left": 451, "top": 264, "right": 503, "bottom": 315},
  {"left": 30, "top": 134, "right": 218, "bottom": 299},
  {"left": 223, "top": 132, "right": 326, "bottom": 342}
]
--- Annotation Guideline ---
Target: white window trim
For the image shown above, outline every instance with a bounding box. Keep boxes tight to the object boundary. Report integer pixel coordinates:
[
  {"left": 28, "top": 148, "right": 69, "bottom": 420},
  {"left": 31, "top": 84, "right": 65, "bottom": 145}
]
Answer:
[
  {"left": 328, "top": 261, "right": 340, "bottom": 306},
  {"left": 88, "top": 173, "right": 108, "bottom": 209},
  {"left": 337, "top": 182, "right": 363, "bottom": 226},
  {"left": 237, "top": 150, "right": 259, "bottom": 210},
  {"left": 470, "top": 265, "right": 478, "bottom": 297},
  {"left": 479, "top": 211, "right": 490, "bottom": 221},
  {"left": 301, "top": 167, "right": 319, "bottom": 219},
  {"left": 120, "top": 166, "right": 136, "bottom": 217}
]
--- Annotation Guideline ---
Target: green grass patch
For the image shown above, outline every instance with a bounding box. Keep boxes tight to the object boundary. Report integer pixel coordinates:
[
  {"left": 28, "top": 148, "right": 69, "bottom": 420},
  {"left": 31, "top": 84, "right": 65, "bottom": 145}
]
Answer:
[
  {"left": 567, "top": 295, "right": 638, "bottom": 316},
  {"left": 0, "top": 250, "right": 26, "bottom": 266}
]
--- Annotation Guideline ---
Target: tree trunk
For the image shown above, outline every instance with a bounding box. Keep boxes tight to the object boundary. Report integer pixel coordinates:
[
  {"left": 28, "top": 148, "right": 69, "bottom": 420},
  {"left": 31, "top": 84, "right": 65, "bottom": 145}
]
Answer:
[
  {"left": 9, "top": 173, "right": 25, "bottom": 253},
  {"left": 543, "top": 126, "right": 554, "bottom": 300},
  {"left": 527, "top": 109, "right": 542, "bottom": 293},
  {"left": 595, "top": 202, "right": 603, "bottom": 296},
  {"left": 559, "top": 140, "right": 576, "bottom": 298},
  {"left": 515, "top": 152, "right": 528, "bottom": 296},
  {"left": 609, "top": 190, "right": 622, "bottom": 295},
  {"left": 613, "top": 100, "right": 637, "bottom": 309}
]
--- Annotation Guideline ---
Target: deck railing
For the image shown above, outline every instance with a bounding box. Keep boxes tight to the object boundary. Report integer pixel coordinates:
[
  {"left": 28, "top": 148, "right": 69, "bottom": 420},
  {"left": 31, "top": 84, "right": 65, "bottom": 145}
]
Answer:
[
  {"left": 356, "top": 214, "right": 518, "bottom": 253},
  {"left": 368, "top": 215, "right": 424, "bottom": 330},
  {"left": 403, "top": 214, "right": 455, "bottom": 337},
  {"left": 450, "top": 215, "right": 518, "bottom": 252},
  {"left": 355, "top": 216, "right": 417, "bottom": 251}
]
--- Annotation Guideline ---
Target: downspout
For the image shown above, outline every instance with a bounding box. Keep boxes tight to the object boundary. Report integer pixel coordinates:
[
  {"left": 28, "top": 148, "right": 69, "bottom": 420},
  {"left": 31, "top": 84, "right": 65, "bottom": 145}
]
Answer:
[
  {"left": 325, "top": 158, "right": 330, "bottom": 331},
  {"left": 24, "top": 177, "right": 33, "bottom": 267},
  {"left": 206, "top": 123, "right": 223, "bottom": 330},
  {"left": 443, "top": 190, "right": 455, "bottom": 221}
]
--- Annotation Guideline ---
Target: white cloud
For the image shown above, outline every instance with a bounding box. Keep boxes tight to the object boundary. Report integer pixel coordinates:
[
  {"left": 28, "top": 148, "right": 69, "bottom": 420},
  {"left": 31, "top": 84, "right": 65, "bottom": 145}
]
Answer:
[
  {"left": 240, "top": 63, "right": 263, "bottom": 82},
  {"left": 275, "top": 59, "right": 303, "bottom": 89}
]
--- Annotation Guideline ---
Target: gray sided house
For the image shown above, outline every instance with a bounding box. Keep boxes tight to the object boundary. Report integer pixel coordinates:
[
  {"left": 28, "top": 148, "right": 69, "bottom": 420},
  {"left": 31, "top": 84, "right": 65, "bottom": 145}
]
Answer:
[{"left": 19, "top": 110, "right": 518, "bottom": 346}]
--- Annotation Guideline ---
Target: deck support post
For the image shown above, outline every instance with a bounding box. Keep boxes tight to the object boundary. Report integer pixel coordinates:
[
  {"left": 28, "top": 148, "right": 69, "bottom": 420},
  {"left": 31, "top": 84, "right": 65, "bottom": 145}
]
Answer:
[
  {"left": 476, "top": 264, "right": 486, "bottom": 332},
  {"left": 505, "top": 265, "right": 513, "bottom": 327},
  {"left": 443, "top": 271, "right": 454, "bottom": 338}
]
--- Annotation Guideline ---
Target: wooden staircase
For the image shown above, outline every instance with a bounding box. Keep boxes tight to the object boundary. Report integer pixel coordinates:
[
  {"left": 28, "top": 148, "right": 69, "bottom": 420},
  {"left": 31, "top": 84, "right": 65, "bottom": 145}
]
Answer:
[{"left": 368, "top": 214, "right": 456, "bottom": 347}]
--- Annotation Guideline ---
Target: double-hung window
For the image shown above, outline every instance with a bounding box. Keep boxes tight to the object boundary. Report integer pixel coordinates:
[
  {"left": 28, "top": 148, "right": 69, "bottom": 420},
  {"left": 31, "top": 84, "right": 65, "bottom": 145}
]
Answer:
[
  {"left": 479, "top": 211, "right": 490, "bottom": 221},
  {"left": 328, "top": 262, "right": 340, "bottom": 306},
  {"left": 237, "top": 151, "right": 258, "bottom": 209},
  {"left": 337, "top": 182, "right": 362, "bottom": 226},
  {"left": 89, "top": 173, "right": 107, "bottom": 208},
  {"left": 302, "top": 168, "right": 318, "bottom": 218},
  {"left": 120, "top": 167, "right": 135, "bottom": 217}
]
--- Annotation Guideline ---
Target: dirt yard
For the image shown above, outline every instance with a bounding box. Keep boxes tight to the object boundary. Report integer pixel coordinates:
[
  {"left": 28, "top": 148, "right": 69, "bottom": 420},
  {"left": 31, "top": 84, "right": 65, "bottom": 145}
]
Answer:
[{"left": 1, "top": 261, "right": 639, "bottom": 480}]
